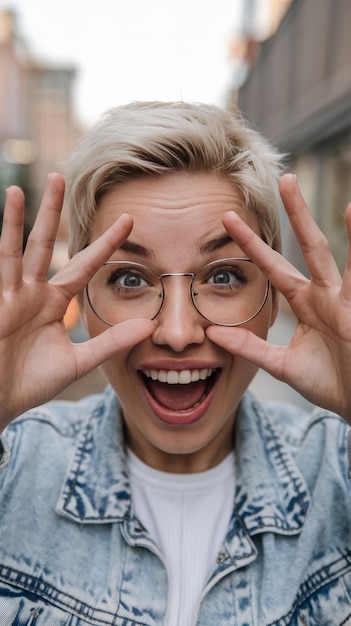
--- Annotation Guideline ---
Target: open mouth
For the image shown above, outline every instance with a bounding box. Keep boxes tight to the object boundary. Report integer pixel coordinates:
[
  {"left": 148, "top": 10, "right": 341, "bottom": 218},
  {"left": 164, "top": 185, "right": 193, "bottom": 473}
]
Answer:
[{"left": 141, "top": 368, "right": 219, "bottom": 412}]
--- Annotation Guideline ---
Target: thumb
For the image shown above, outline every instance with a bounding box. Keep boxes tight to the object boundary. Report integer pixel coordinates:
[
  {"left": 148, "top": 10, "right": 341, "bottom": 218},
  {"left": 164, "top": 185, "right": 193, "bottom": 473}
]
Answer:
[
  {"left": 74, "top": 319, "right": 156, "bottom": 377},
  {"left": 206, "top": 325, "right": 286, "bottom": 379}
]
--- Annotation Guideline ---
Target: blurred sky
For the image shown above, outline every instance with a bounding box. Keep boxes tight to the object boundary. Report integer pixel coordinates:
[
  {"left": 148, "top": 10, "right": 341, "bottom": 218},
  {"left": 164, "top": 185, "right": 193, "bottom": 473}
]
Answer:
[{"left": 5, "top": 0, "right": 242, "bottom": 126}]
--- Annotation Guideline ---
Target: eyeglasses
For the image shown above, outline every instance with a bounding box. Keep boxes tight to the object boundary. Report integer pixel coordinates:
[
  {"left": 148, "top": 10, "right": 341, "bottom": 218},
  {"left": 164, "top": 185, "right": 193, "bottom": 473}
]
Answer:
[{"left": 85, "top": 258, "right": 270, "bottom": 327}]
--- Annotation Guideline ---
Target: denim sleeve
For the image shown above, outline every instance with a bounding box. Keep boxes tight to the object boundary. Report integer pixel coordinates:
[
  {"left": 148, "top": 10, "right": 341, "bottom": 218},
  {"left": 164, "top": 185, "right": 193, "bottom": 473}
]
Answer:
[
  {"left": 347, "top": 429, "right": 351, "bottom": 479},
  {"left": 0, "top": 437, "right": 10, "bottom": 471}
]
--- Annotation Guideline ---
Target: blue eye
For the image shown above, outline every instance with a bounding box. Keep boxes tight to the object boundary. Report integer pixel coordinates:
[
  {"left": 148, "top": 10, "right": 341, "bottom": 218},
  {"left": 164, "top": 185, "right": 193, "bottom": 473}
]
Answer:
[
  {"left": 107, "top": 270, "right": 149, "bottom": 289},
  {"left": 207, "top": 265, "right": 248, "bottom": 286},
  {"left": 211, "top": 270, "right": 234, "bottom": 285}
]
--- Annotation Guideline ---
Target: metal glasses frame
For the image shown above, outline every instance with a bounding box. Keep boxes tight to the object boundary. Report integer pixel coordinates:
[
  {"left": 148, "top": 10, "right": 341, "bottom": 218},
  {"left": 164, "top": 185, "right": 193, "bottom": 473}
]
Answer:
[{"left": 85, "top": 258, "right": 270, "bottom": 327}]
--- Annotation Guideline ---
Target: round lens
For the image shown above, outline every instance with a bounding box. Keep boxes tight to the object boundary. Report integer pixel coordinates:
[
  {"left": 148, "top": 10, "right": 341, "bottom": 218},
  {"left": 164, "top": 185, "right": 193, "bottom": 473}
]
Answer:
[
  {"left": 192, "top": 258, "right": 268, "bottom": 326},
  {"left": 86, "top": 261, "right": 163, "bottom": 326}
]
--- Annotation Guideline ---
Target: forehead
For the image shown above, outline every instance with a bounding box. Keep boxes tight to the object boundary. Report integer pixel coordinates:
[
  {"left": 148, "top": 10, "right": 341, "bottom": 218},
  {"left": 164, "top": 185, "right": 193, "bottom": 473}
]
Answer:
[{"left": 89, "top": 173, "right": 259, "bottom": 260}]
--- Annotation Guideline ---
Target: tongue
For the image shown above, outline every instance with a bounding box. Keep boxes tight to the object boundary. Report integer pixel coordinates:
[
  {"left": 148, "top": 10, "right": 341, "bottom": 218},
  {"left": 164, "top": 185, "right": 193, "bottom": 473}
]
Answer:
[{"left": 147, "top": 379, "right": 208, "bottom": 411}]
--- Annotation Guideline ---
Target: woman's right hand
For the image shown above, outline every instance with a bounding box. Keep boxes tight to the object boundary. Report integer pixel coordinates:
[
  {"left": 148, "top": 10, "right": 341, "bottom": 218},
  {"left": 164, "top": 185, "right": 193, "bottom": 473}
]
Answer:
[{"left": 0, "top": 173, "right": 154, "bottom": 430}]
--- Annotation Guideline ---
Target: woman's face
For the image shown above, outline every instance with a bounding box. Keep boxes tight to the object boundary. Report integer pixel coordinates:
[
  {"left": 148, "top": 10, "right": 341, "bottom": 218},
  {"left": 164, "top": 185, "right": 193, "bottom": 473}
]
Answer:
[{"left": 84, "top": 172, "right": 277, "bottom": 472}]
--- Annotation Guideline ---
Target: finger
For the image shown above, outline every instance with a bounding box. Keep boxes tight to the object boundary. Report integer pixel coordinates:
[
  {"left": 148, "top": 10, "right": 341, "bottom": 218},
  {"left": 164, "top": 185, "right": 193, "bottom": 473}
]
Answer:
[
  {"left": 279, "top": 174, "right": 341, "bottom": 286},
  {"left": 222, "top": 210, "right": 307, "bottom": 300},
  {"left": 0, "top": 186, "right": 25, "bottom": 290},
  {"left": 206, "top": 325, "right": 287, "bottom": 382},
  {"left": 23, "top": 173, "right": 65, "bottom": 280},
  {"left": 49, "top": 213, "right": 134, "bottom": 299},
  {"left": 74, "top": 318, "right": 155, "bottom": 376}
]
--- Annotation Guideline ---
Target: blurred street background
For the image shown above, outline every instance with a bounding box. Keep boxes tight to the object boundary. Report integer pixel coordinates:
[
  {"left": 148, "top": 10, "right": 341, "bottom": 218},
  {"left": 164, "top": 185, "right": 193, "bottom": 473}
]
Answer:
[{"left": 0, "top": 0, "right": 350, "bottom": 408}]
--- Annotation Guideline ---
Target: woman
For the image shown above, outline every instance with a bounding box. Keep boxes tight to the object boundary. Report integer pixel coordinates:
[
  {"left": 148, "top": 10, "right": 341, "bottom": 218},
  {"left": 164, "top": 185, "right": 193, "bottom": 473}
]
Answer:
[{"left": 1, "top": 101, "right": 351, "bottom": 624}]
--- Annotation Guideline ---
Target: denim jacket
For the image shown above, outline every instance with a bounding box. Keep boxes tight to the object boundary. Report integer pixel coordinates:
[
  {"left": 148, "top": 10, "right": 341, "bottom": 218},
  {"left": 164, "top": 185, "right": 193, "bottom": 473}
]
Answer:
[{"left": 1, "top": 386, "right": 351, "bottom": 626}]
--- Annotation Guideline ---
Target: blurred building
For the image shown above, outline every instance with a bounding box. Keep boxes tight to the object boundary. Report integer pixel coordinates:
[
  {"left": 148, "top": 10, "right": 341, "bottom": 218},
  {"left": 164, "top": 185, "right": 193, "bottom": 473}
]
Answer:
[
  {"left": 0, "top": 8, "right": 81, "bottom": 240},
  {"left": 232, "top": 0, "right": 351, "bottom": 274},
  {"left": 226, "top": 0, "right": 292, "bottom": 105}
]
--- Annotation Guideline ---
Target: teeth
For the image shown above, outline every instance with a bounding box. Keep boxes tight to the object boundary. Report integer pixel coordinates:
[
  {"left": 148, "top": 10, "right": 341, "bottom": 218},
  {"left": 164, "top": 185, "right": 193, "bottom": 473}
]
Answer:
[{"left": 144, "top": 368, "right": 214, "bottom": 385}]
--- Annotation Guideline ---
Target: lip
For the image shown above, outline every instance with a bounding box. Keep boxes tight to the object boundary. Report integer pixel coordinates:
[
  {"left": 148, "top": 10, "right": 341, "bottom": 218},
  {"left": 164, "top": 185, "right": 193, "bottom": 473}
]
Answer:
[{"left": 137, "top": 364, "right": 220, "bottom": 426}]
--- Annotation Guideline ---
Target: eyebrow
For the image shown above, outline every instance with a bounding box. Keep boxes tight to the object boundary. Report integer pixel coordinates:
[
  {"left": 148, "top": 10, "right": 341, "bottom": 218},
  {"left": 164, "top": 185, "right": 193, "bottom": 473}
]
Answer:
[
  {"left": 119, "top": 240, "right": 153, "bottom": 257},
  {"left": 119, "top": 234, "right": 234, "bottom": 258},
  {"left": 199, "top": 234, "right": 234, "bottom": 254}
]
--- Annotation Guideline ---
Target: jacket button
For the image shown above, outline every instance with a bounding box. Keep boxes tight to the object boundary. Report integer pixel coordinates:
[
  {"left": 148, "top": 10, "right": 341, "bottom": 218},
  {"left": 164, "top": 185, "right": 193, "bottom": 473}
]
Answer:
[
  {"left": 216, "top": 550, "right": 227, "bottom": 564},
  {"left": 134, "top": 522, "right": 144, "bottom": 533}
]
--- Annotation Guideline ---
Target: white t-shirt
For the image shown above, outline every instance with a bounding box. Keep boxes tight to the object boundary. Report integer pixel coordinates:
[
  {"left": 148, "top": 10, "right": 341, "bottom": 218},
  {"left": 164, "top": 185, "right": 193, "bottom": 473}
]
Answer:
[{"left": 126, "top": 449, "right": 235, "bottom": 625}]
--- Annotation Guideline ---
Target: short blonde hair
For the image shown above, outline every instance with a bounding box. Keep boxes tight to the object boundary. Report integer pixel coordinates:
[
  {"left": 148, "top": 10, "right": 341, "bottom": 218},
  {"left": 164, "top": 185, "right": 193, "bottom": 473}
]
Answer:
[{"left": 65, "top": 101, "right": 283, "bottom": 257}]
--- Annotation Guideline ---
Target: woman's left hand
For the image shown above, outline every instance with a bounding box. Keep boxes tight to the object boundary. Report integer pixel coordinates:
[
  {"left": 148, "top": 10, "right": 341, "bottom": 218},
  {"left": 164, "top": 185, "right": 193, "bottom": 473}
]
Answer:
[{"left": 206, "top": 174, "right": 351, "bottom": 423}]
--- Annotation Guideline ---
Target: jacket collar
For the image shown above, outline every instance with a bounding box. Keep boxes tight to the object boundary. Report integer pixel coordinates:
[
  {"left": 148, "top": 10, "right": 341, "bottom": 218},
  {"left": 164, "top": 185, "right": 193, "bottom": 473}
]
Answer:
[
  {"left": 233, "top": 392, "right": 310, "bottom": 536},
  {"left": 56, "top": 387, "right": 310, "bottom": 537},
  {"left": 56, "top": 386, "right": 131, "bottom": 523}
]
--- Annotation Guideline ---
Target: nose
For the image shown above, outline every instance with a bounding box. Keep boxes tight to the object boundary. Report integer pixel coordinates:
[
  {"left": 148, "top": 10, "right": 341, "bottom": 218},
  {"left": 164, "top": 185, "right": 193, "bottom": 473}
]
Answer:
[{"left": 152, "top": 275, "right": 206, "bottom": 352}]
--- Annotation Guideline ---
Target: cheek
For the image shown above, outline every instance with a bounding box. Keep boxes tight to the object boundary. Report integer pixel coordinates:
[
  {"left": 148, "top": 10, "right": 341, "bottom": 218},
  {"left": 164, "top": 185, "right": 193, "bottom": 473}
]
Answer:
[
  {"left": 81, "top": 300, "right": 105, "bottom": 338},
  {"left": 246, "top": 294, "right": 275, "bottom": 339}
]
